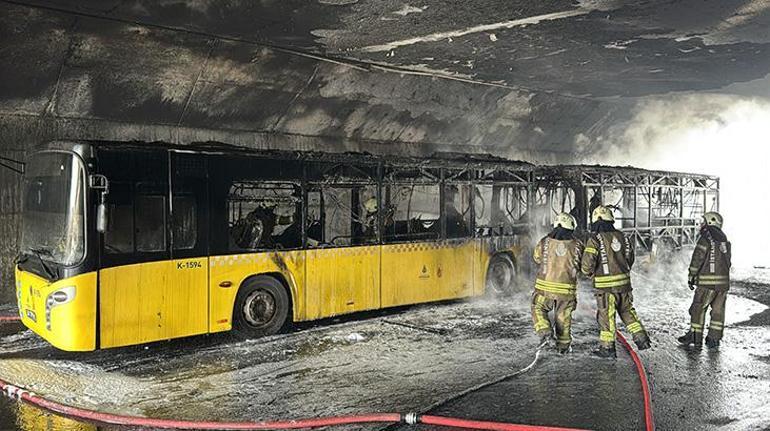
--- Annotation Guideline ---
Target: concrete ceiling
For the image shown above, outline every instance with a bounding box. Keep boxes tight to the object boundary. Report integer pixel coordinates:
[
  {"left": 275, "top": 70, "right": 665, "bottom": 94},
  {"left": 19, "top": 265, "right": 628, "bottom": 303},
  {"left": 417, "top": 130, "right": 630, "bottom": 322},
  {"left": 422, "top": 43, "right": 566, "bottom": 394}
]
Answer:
[
  {"left": 1, "top": 0, "right": 769, "bottom": 158},
  {"left": 13, "top": 0, "right": 770, "bottom": 97}
]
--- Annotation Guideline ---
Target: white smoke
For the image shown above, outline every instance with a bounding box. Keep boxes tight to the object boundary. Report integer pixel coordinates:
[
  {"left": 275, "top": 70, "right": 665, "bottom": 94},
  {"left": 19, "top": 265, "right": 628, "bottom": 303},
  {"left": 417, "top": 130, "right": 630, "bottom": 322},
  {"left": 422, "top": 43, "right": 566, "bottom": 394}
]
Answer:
[{"left": 583, "top": 93, "right": 770, "bottom": 269}]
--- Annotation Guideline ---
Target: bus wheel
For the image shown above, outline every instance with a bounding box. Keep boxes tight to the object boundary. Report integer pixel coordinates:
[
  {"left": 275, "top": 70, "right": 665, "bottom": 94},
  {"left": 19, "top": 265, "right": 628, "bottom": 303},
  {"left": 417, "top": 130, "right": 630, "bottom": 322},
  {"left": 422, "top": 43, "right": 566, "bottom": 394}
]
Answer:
[
  {"left": 232, "top": 276, "right": 290, "bottom": 339},
  {"left": 486, "top": 254, "right": 516, "bottom": 296}
]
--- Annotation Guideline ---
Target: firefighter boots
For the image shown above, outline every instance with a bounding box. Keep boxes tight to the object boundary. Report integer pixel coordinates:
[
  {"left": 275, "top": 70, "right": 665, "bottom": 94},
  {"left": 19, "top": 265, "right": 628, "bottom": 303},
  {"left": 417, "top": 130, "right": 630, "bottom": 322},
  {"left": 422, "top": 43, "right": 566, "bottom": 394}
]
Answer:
[{"left": 592, "top": 346, "right": 617, "bottom": 359}]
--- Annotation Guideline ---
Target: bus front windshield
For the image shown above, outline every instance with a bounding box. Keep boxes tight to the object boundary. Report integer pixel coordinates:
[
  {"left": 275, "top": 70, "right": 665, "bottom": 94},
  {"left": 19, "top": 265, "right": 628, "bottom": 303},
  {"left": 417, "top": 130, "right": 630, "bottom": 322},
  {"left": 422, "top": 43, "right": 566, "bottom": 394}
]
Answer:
[{"left": 20, "top": 152, "right": 86, "bottom": 267}]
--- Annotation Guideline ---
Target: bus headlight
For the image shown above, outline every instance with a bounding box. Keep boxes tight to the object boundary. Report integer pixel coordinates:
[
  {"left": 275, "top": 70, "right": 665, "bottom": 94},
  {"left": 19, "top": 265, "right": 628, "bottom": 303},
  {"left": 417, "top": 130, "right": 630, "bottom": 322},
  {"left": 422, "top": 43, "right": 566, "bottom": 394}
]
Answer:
[{"left": 45, "top": 286, "right": 76, "bottom": 331}]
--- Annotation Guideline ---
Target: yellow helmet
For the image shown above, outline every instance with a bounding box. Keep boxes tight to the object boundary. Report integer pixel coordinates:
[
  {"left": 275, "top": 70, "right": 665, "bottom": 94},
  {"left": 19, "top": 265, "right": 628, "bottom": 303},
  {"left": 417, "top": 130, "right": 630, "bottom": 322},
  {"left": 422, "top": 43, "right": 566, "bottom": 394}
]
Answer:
[
  {"left": 591, "top": 205, "right": 615, "bottom": 223},
  {"left": 702, "top": 211, "right": 723, "bottom": 228},
  {"left": 364, "top": 197, "right": 378, "bottom": 213},
  {"left": 552, "top": 212, "right": 577, "bottom": 230}
]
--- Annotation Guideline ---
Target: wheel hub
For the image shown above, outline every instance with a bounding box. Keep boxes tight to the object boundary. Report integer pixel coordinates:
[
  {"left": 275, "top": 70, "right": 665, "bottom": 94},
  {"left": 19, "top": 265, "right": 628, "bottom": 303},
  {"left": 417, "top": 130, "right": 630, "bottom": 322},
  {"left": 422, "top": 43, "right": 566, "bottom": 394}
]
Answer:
[
  {"left": 243, "top": 290, "right": 277, "bottom": 327},
  {"left": 489, "top": 260, "right": 513, "bottom": 293}
]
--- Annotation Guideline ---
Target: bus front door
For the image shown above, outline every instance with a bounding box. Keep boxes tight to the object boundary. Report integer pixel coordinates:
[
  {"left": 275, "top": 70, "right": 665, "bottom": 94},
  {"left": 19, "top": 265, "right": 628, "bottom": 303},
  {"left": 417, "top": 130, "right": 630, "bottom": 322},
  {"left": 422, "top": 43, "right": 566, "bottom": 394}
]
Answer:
[{"left": 98, "top": 150, "right": 210, "bottom": 348}]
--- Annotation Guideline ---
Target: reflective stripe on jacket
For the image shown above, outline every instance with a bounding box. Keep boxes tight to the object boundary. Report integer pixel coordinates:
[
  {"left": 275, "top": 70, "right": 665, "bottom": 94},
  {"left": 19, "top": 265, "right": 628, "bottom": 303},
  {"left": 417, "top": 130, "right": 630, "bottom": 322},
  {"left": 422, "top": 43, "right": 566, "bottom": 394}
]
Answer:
[{"left": 581, "top": 230, "right": 634, "bottom": 293}]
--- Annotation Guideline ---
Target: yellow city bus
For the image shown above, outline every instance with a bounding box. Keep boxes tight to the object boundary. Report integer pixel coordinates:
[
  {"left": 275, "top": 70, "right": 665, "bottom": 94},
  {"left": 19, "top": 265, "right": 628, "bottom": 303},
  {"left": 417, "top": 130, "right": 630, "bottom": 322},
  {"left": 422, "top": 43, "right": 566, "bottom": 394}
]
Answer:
[{"left": 15, "top": 141, "right": 533, "bottom": 351}]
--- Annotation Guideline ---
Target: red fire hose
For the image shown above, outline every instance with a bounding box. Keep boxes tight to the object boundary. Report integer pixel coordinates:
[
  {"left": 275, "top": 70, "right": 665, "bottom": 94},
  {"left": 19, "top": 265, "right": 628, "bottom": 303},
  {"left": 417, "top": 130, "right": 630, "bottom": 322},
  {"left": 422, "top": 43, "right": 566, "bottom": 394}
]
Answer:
[
  {"left": 0, "top": 315, "right": 652, "bottom": 431},
  {"left": 0, "top": 375, "right": 586, "bottom": 430},
  {"left": 616, "top": 331, "right": 655, "bottom": 431}
]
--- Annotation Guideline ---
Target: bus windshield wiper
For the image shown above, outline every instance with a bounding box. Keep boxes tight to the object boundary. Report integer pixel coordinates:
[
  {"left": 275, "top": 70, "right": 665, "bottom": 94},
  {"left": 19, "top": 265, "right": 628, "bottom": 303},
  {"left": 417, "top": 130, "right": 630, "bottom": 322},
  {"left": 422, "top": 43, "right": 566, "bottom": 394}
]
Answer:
[{"left": 28, "top": 247, "right": 56, "bottom": 280}]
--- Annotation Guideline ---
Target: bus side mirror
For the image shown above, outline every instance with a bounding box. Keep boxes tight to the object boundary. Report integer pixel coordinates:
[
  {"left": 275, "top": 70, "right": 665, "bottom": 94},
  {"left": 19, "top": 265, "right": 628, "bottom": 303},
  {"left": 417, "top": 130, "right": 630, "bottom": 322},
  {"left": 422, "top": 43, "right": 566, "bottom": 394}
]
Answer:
[
  {"left": 96, "top": 202, "right": 108, "bottom": 233},
  {"left": 90, "top": 175, "right": 109, "bottom": 233}
]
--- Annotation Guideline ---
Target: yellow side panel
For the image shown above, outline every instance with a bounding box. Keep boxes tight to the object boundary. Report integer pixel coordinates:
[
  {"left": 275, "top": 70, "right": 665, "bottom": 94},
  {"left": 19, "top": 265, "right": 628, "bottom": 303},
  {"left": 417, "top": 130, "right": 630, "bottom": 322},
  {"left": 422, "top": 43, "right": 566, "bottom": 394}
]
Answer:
[
  {"left": 208, "top": 251, "right": 306, "bottom": 333},
  {"left": 475, "top": 239, "right": 487, "bottom": 295},
  {"left": 99, "top": 258, "right": 208, "bottom": 349},
  {"left": 305, "top": 246, "right": 380, "bottom": 319},
  {"left": 100, "top": 261, "right": 167, "bottom": 348},
  {"left": 16, "top": 269, "right": 97, "bottom": 351},
  {"left": 381, "top": 240, "right": 477, "bottom": 307},
  {"left": 167, "top": 258, "right": 209, "bottom": 338}
]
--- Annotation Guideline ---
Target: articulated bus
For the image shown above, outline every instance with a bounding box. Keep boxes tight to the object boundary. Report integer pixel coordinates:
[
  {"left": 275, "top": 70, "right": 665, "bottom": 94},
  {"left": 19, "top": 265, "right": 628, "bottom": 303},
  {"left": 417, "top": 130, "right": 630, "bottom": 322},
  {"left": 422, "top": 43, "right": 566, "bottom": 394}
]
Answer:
[{"left": 14, "top": 141, "right": 718, "bottom": 351}]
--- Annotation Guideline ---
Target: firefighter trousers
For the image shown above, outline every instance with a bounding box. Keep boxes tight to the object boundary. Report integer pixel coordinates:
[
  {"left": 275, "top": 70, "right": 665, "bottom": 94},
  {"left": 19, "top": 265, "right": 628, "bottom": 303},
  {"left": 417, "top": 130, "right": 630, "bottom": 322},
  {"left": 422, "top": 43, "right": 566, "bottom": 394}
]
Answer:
[
  {"left": 531, "top": 290, "right": 577, "bottom": 348},
  {"left": 689, "top": 286, "right": 727, "bottom": 343},
  {"left": 595, "top": 291, "right": 649, "bottom": 349}
]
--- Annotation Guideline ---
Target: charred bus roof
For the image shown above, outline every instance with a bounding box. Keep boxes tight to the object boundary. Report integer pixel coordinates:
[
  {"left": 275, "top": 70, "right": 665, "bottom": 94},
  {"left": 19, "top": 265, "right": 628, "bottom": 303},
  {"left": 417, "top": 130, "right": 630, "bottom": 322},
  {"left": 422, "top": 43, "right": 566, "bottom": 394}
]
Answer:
[{"left": 30, "top": 140, "right": 717, "bottom": 182}]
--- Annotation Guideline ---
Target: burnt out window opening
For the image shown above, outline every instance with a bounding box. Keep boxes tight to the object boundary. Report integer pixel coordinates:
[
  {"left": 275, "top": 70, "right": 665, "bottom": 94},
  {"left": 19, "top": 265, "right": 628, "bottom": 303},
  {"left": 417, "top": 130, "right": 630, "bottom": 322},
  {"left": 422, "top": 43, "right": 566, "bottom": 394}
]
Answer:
[
  {"left": 444, "top": 183, "right": 472, "bottom": 239},
  {"left": 586, "top": 187, "right": 634, "bottom": 229},
  {"left": 384, "top": 183, "right": 441, "bottom": 242},
  {"left": 531, "top": 184, "right": 576, "bottom": 230},
  {"left": 228, "top": 182, "right": 302, "bottom": 251},
  {"left": 307, "top": 185, "right": 377, "bottom": 247},
  {"left": 474, "top": 184, "right": 529, "bottom": 236}
]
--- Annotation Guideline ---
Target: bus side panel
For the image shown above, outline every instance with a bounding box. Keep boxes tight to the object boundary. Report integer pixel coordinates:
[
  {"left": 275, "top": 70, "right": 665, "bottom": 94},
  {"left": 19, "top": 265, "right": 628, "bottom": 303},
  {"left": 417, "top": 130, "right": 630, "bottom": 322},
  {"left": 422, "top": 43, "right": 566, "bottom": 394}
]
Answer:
[
  {"left": 16, "top": 269, "right": 97, "bottom": 351},
  {"left": 99, "top": 261, "right": 170, "bottom": 348},
  {"left": 208, "top": 250, "right": 306, "bottom": 333},
  {"left": 380, "top": 240, "right": 476, "bottom": 308},
  {"left": 167, "top": 257, "right": 209, "bottom": 339},
  {"left": 432, "top": 240, "right": 476, "bottom": 300},
  {"left": 305, "top": 246, "right": 380, "bottom": 320},
  {"left": 99, "top": 259, "right": 209, "bottom": 348},
  {"left": 475, "top": 238, "right": 487, "bottom": 296}
]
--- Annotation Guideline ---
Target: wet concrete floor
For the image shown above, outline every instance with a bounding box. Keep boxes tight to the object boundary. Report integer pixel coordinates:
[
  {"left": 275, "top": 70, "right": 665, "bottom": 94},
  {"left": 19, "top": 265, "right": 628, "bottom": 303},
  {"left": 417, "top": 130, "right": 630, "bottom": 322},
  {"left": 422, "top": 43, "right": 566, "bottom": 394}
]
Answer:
[{"left": 0, "top": 266, "right": 769, "bottom": 431}]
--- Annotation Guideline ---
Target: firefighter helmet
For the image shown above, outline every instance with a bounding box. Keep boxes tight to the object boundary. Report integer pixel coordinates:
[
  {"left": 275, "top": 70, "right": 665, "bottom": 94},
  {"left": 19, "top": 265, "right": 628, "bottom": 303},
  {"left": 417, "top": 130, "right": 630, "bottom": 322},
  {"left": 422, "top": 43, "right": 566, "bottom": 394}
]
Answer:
[
  {"left": 364, "top": 197, "right": 378, "bottom": 213},
  {"left": 591, "top": 205, "right": 615, "bottom": 223},
  {"left": 702, "top": 211, "right": 723, "bottom": 228},
  {"left": 552, "top": 212, "right": 577, "bottom": 230}
]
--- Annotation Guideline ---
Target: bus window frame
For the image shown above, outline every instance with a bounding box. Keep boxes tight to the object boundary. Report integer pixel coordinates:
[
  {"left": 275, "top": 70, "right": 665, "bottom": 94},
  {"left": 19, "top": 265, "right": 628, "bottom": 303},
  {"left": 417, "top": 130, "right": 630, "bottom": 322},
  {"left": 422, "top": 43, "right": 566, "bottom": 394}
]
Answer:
[
  {"left": 472, "top": 181, "right": 529, "bottom": 237},
  {"left": 443, "top": 180, "right": 474, "bottom": 240},
  {"left": 226, "top": 180, "right": 303, "bottom": 252},
  {"left": 306, "top": 181, "right": 379, "bottom": 248}
]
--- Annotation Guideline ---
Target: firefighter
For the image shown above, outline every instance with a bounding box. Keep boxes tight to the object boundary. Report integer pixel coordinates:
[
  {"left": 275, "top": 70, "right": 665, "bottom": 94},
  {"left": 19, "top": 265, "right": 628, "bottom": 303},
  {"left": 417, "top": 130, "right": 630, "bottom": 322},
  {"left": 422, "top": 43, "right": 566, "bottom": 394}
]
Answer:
[
  {"left": 531, "top": 212, "right": 584, "bottom": 354},
  {"left": 581, "top": 206, "right": 651, "bottom": 358},
  {"left": 678, "top": 212, "right": 731, "bottom": 350}
]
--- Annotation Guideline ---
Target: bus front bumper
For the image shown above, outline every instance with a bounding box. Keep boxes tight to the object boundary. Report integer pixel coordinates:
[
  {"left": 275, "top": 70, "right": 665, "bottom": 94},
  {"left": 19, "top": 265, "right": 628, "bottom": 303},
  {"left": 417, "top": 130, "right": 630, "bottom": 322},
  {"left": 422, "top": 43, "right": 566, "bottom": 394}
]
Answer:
[{"left": 15, "top": 268, "right": 97, "bottom": 352}]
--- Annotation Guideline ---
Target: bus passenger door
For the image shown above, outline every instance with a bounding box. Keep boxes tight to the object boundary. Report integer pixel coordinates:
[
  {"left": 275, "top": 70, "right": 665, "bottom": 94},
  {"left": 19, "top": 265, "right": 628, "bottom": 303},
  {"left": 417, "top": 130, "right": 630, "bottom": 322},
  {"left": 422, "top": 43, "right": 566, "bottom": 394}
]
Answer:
[
  {"left": 98, "top": 149, "right": 173, "bottom": 348},
  {"left": 305, "top": 186, "right": 381, "bottom": 319},
  {"left": 166, "top": 152, "right": 209, "bottom": 338},
  {"left": 98, "top": 150, "right": 208, "bottom": 348}
]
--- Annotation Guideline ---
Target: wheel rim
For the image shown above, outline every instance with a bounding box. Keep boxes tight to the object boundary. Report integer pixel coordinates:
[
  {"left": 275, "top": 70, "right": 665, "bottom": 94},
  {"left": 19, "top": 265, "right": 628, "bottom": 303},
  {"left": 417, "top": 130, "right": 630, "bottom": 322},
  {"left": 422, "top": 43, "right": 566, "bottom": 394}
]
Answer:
[
  {"left": 242, "top": 289, "right": 277, "bottom": 328},
  {"left": 489, "top": 260, "right": 513, "bottom": 293}
]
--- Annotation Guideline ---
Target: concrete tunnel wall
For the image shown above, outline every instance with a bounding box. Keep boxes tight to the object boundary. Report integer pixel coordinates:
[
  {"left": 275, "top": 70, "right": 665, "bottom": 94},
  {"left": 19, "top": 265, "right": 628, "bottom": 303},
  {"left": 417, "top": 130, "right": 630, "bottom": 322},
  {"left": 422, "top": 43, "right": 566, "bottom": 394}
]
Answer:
[{"left": 0, "top": 2, "right": 634, "bottom": 304}]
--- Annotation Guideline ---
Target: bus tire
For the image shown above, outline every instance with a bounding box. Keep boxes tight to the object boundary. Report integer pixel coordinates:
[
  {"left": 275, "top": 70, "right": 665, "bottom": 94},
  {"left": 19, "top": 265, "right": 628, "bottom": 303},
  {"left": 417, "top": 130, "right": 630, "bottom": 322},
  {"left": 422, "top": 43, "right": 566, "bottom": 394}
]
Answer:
[
  {"left": 486, "top": 253, "right": 516, "bottom": 296},
  {"left": 232, "top": 276, "right": 290, "bottom": 339}
]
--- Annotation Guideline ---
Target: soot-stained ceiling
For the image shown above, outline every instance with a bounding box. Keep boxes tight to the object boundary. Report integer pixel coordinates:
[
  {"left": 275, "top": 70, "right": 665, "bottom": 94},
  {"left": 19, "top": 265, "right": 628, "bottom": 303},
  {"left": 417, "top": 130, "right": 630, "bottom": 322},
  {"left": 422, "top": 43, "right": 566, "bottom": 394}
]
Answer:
[
  {"left": 13, "top": 0, "right": 770, "bottom": 97},
  {"left": 0, "top": 0, "right": 769, "bottom": 159}
]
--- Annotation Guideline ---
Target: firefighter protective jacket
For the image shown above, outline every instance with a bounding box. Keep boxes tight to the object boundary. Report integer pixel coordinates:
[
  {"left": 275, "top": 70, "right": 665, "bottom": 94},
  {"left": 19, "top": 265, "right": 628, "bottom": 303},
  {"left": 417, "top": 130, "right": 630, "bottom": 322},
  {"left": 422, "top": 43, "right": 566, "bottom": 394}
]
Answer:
[
  {"left": 533, "top": 236, "right": 584, "bottom": 297},
  {"left": 689, "top": 227, "right": 731, "bottom": 291},
  {"left": 581, "top": 230, "right": 635, "bottom": 293}
]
